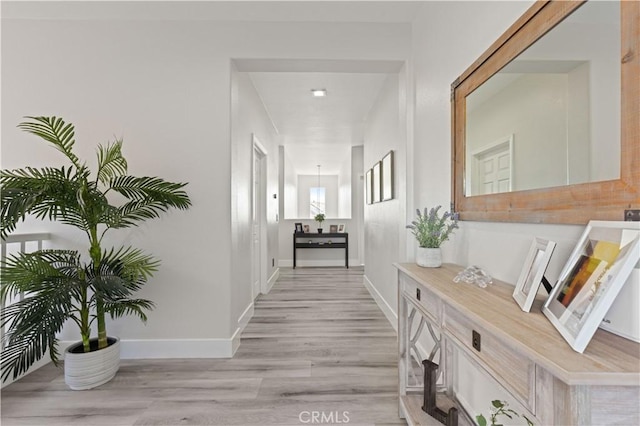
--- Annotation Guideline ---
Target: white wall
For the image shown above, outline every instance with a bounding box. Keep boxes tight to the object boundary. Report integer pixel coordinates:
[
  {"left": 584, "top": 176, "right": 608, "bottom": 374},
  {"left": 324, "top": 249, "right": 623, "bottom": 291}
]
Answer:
[
  {"left": 2, "top": 14, "right": 411, "bottom": 360},
  {"left": 362, "top": 71, "right": 407, "bottom": 324},
  {"left": 281, "top": 146, "right": 298, "bottom": 219},
  {"left": 230, "top": 67, "right": 279, "bottom": 333},
  {"left": 338, "top": 155, "right": 352, "bottom": 218}
]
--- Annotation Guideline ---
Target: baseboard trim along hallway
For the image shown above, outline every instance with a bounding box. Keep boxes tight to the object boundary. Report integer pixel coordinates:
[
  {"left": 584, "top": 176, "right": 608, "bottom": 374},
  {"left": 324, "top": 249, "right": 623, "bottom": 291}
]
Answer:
[{"left": 363, "top": 274, "right": 398, "bottom": 332}]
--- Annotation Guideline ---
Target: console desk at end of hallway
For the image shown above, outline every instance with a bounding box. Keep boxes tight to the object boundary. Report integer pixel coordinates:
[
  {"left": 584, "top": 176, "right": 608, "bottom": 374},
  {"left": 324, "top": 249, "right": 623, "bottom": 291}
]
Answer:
[{"left": 293, "top": 232, "right": 349, "bottom": 269}]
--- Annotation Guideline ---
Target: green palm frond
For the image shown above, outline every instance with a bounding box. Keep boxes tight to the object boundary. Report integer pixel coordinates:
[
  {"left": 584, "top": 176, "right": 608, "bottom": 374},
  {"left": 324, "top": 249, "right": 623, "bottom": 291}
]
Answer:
[
  {"left": 0, "top": 167, "right": 88, "bottom": 236},
  {"left": 108, "top": 176, "right": 191, "bottom": 227},
  {"left": 114, "top": 199, "right": 181, "bottom": 228},
  {"left": 86, "top": 248, "right": 157, "bottom": 322},
  {"left": 76, "top": 181, "right": 111, "bottom": 231},
  {"left": 110, "top": 175, "right": 191, "bottom": 208},
  {"left": 0, "top": 251, "right": 81, "bottom": 380},
  {"left": 103, "top": 298, "right": 155, "bottom": 323},
  {"left": 1, "top": 292, "right": 71, "bottom": 380},
  {"left": 17, "top": 116, "right": 84, "bottom": 171},
  {"left": 96, "top": 139, "right": 127, "bottom": 185},
  {"left": 1, "top": 250, "right": 82, "bottom": 301},
  {"left": 101, "top": 246, "right": 159, "bottom": 282}
]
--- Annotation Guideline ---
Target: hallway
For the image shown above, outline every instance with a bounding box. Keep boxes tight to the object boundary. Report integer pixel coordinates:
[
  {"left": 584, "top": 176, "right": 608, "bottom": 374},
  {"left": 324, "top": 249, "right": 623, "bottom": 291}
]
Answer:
[{"left": 1, "top": 267, "right": 402, "bottom": 425}]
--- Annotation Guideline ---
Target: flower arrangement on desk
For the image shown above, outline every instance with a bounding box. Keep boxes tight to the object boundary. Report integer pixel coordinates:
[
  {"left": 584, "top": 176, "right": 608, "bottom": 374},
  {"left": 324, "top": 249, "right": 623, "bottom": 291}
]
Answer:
[{"left": 406, "top": 205, "right": 458, "bottom": 267}]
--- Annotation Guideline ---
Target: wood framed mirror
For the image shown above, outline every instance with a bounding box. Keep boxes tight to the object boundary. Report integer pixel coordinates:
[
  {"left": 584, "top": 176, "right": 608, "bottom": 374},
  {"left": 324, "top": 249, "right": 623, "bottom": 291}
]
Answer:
[{"left": 452, "top": 0, "right": 638, "bottom": 224}]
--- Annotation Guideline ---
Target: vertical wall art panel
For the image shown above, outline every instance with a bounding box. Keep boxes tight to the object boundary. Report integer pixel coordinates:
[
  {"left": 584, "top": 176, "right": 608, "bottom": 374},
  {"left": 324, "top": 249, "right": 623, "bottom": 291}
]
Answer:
[
  {"left": 372, "top": 161, "right": 381, "bottom": 203},
  {"left": 381, "top": 150, "right": 394, "bottom": 201}
]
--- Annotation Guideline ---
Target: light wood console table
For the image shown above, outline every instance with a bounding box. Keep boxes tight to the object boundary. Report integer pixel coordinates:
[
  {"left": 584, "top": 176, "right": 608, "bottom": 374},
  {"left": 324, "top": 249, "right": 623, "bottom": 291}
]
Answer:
[{"left": 396, "top": 263, "right": 640, "bottom": 426}]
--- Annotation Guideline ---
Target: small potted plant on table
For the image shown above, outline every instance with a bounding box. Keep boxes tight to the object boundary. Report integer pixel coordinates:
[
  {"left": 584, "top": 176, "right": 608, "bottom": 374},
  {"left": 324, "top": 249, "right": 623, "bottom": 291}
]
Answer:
[
  {"left": 406, "top": 205, "right": 458, "bottom": 268},
  {"left": 314, "top": 213, "right": 326, "bottom": 233}
]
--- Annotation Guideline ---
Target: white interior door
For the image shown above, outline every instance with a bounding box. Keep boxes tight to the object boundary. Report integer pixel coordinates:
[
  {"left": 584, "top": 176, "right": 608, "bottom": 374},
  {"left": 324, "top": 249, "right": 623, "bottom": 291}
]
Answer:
[
  {"left": 478, "top": 150, "right": 510, "bottom": 194},
  {"left": 472, "top": 135, "right": 513, "bottom": 195},
  {"left": 252, "top": 135, "right": 268, "bottom": 299},
  {"left": 252, "top": 150, "right": 261, "bottom": 299}
]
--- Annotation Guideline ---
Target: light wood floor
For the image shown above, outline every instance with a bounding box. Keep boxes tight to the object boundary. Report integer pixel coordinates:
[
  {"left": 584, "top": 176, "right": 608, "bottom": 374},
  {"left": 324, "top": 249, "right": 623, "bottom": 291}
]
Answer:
[{"left": 1, "top": 267, "right": 403, "bottom": 425}]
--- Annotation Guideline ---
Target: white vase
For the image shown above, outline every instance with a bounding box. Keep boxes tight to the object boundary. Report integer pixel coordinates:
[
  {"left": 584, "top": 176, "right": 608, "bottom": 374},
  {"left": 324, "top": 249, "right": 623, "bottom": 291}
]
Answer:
[
  {"left": 64, "top": 337, "right": 120, "bottom": 390},
  {"left": 416, "top": 247, "right": 442, "bottom": 268}
]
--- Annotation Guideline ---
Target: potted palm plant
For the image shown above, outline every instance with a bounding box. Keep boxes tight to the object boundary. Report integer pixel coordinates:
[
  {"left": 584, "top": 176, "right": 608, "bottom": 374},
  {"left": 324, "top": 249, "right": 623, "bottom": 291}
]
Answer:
[
  {"left": 406, "top": 206, "right": 458, "bottom": 267},
  {"left": 314, "top": 213, "right": 326, "bottom": 233},
  {"left": 0, "top": 116, "right": 191, "bottom": 389}
]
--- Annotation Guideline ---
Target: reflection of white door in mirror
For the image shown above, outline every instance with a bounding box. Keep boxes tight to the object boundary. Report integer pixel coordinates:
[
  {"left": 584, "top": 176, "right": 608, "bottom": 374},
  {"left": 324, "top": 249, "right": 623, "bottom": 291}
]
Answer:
[{"left": 468, "top": 135, "right": 513, "bottom": 196}]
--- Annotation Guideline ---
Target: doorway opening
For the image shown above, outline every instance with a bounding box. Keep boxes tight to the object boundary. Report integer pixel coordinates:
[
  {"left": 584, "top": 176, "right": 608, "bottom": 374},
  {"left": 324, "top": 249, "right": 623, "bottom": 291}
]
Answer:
[{"left": 252, "top": 134, "right": 268, "bottom": 299}]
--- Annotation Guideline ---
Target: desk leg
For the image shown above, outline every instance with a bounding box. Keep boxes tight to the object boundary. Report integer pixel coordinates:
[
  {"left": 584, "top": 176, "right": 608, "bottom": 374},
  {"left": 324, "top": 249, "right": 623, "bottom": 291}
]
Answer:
[
  {"left": 293, "top": 237, "right": 296, "bottom": 269},
  {"left": 345, "top": 235, "right": 349, "bottom": 268}
]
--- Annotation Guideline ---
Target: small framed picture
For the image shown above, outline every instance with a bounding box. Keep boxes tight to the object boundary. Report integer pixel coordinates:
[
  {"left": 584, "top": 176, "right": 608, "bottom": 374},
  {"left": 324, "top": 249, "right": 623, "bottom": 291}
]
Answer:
[
  {"left": 330, "top": 225, "right": 338, "bottom": 233},
  {"left": 337, "top": 224, "right": 345, "bottom": 233},
  {"left": 365, "top": 169, "right": 373, "bottom": 205},
  {"left": 542, "top": 221, "right": 640, "bottom": 353},
  {"left": 381, "top": 150, "right": 394, "bottom": 201},
  {"left": 512, "top": 237, "right": 556, "bottom": 312},
  {"left": 372, "top": 161, "right": 381, "bottom": 203},
  {"left": 295, "top": 223, "right": 303, "bottom": 233},
  {"left": 303, "top": 224, "right": 310, "bottom": 233}
]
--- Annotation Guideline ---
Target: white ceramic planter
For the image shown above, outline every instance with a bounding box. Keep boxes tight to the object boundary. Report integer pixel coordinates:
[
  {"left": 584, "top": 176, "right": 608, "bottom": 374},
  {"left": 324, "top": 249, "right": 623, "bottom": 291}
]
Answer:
[
  {"left": 416, "top": 247, "right": 442, "bottom": 268},
  {"left": 64, "top": 337, "right": 120, "bottom": 390}
]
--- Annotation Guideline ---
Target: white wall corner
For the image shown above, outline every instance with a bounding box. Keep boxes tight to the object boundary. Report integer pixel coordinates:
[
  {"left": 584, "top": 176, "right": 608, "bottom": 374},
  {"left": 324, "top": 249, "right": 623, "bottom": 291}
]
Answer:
[
  {"left": 265, "top": 267, "right": 280, "bottom": 294},
  {"left": 237, "top": 302, "right": 255, "bottom": 333},
  {"left": 363, "top": 274, "right": 398, "bottom": 332},
  {"left": 231, "top": 301, "right": 256, "bottom": 356}
]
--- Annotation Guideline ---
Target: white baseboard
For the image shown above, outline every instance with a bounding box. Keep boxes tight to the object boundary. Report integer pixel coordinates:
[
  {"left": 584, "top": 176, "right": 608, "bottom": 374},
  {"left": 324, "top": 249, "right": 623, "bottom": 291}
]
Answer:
[
  {"left": 265, "top": 268, "right": 279, "bottom": 294},
  {"left": 279, "top": 259, "right": 359, "bottom": 268},
  {"left": 363, "top": 274, "right": 398, "bottom": 332},
  {"left": 232, "top": 301, "right": 255, "bottom": 355},
  {"left": 59, "top": 338, "right": 237, "bottom": 359},
  {"left": 238, "top": 302, "right": 255, "bottom": 332},
  {"left": 230, "top": 327, "right": 242, "bottom": 356}
]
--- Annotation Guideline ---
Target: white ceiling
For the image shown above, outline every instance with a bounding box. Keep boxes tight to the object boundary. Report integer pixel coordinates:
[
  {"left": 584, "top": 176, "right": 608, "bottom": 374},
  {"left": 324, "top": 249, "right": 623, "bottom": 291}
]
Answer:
[
  {"left": 249, "top": 71, "right": 390, "bottom": 175},
  {"left": 3, "top": 1, "right": 424, "bottom": 22}
]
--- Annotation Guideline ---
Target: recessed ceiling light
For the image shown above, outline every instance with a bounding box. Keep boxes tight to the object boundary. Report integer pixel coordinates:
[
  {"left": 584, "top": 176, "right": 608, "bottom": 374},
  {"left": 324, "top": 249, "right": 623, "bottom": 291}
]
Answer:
[{"left": 311, "top": 89, "right": 327, "bottom": 97}]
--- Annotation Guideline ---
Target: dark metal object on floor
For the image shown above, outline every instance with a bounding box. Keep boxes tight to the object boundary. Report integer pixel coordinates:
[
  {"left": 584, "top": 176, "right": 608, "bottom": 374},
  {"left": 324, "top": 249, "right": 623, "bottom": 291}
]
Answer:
[{"left": 422, "top": 359, "right": 458, "bottom": 426}]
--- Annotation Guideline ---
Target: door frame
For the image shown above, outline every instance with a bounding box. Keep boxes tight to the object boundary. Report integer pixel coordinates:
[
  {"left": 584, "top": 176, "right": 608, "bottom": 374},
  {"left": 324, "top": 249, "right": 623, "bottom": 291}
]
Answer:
[{"left": 252, "top": 134, "right": 268, "bottom": 297}]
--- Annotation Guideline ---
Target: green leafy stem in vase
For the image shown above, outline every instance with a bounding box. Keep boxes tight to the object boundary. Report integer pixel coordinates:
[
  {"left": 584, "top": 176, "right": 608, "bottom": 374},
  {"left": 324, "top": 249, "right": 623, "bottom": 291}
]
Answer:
[
  {"left": 476, "top": 400, "right": 534, "bottom": 426},
  {"left": 406, "top": 205, "right": 458, "bottom": 248}
]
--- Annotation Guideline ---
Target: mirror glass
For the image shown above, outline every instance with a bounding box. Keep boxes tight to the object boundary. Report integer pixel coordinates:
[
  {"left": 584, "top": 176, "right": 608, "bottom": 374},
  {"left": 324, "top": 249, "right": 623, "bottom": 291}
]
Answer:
[{"left": 464, "top": 1, "right": 620, "bottom": 196}]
